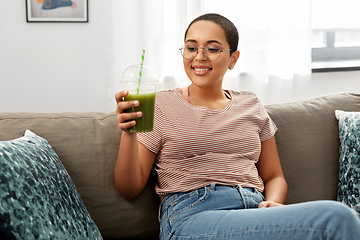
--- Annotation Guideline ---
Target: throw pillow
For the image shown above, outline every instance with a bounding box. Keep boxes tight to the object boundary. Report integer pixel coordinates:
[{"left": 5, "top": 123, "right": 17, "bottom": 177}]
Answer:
[
  {"left": 335, "top": 110, "right": 360, "bottom": 215},
  {"left": 0, "top": 130, "right": 102, "bottom": 239}
]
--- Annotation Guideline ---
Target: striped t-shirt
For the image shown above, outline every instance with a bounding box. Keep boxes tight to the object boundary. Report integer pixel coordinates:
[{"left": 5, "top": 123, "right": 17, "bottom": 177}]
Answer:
[{"left": 137, "top": 88, "right": 277, "bottom": 200}]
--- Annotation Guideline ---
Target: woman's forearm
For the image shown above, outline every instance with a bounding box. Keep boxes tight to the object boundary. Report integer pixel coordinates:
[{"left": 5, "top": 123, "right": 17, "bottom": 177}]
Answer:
[
  {"left": 263, "top": 176, "right": 288, "bottom": 204},
  {"left": 114, "top": 131, "right": 156, "bottom": 200},
  {"left": 114, "top": 131, "right": 143, "bottom": 200}
]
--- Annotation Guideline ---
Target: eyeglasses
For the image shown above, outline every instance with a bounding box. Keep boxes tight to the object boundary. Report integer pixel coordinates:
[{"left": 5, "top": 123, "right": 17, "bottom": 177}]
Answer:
[{"left": 179, "top": 44, "right": 232, "bottom": 61}]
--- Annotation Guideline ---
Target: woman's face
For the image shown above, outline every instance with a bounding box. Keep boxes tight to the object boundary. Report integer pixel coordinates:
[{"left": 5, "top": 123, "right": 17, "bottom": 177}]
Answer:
[{"left": 183, "top": 20, "right": 238, "bottom": 89}]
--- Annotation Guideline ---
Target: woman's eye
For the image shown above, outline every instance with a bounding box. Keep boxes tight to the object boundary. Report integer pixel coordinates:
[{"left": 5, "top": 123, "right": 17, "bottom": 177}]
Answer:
[
  {"left": 187, "top": 46, "right": 197, "bottom": 52},
  {"left": 207, "top": 47, "right": 220, "bottom": 52}
]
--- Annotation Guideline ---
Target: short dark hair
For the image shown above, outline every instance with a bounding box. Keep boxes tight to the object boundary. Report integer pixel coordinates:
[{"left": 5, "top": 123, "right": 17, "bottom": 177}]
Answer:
[{"left": 184, "top": 13, "right": 239, "bottom": 56}]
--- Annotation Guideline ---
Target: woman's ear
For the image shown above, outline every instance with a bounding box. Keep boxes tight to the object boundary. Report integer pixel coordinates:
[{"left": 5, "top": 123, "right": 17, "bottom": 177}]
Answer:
[{"left": 229, "top": 50, "right": 240, "bottom": 70}]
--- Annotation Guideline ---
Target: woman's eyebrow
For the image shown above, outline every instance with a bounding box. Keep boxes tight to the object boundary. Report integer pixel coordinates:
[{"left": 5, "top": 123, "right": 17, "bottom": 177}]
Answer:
[
  {"left": 184, "top": 39, "right": 223, "bottom": 45},
  {"left": 185, "top": 39, "right": 197, "bottom": 44},
  {"left": 207, "top": 40, "right": 222, "bottom": 45}
]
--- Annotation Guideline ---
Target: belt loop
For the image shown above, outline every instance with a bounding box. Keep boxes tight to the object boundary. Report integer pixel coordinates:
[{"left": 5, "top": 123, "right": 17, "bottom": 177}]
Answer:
[
  {"left": 210, "top": 183, "right": 216, "bottom": 191},
  {"left": 236, "top": 185, "right": 248, "bottom": 209},
  {"left": 158, "top": 201, "right": 162, "bottom": 222}
]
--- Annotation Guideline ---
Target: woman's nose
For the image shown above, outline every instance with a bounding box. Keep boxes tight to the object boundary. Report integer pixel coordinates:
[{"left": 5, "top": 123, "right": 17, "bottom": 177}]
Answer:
[{"left": 194, "top": 47, "right": 207, "bottom": 61}]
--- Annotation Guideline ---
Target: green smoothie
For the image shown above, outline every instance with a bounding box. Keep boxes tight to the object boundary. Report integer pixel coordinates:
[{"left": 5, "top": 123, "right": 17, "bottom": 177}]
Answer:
[{"left": 124, "top": 92, "right": 156, "bottom": 132}]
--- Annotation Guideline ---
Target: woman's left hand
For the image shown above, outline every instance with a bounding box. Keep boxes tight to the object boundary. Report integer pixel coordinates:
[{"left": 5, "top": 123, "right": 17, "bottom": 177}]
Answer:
[{"left": 258, "top": 201, "right": 283, "bottom": 208}]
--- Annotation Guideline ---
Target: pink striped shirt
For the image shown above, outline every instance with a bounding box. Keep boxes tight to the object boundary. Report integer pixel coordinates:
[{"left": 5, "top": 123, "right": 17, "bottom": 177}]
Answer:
[{"left": 137, "top": 88, "right": 277, "bottom": 200}]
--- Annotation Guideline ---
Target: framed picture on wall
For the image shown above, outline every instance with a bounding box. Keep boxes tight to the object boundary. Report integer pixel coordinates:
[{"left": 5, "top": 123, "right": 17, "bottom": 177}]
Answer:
[{"left": 26, "top": 0, "right": 88, "bottom": 22}]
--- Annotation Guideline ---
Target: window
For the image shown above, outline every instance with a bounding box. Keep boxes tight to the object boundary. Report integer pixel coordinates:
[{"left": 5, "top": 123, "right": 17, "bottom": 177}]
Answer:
[{"left": 311, "top": 0, "right": 360, "bottom": 71}]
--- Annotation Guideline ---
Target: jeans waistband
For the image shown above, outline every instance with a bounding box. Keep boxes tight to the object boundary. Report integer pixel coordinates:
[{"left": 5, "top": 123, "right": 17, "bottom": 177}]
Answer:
[
  {"left": 158, "top": 183, "right": 264, "bottom": 223},
  {"left": 162, "top": 184, "right": 258, "bottom": 202}
]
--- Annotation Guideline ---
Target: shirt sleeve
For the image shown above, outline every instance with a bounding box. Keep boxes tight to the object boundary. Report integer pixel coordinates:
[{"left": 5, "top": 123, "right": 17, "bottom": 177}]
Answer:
[
  {"left": 137, "top": 102, "right": 163, "bottom": 154},
  {"left": 256, "top": 97, "right": 278, "bottom": 142}
]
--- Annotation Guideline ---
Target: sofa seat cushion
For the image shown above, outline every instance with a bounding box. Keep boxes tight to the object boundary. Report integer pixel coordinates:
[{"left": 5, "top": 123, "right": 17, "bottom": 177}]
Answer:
[{"left": 0, "top": 130, "right": 102, "bottom": 239}]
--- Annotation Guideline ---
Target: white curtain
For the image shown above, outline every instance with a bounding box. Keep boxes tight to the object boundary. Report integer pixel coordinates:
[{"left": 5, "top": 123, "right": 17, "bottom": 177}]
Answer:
[
  {"left": 107, "top": 0, "right": 312, "bottom": 112},
  {"left": 312, "top": 0, "right": 360, "bottom": 29}
]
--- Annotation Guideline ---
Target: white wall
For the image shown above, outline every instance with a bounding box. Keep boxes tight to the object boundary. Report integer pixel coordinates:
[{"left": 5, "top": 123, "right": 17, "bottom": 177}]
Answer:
[
  {"left": 0, "top": 1, "right": 359, "bottom": 113},
  {"left": 0, "top": 1, "right": 111, "bottom": 113}
]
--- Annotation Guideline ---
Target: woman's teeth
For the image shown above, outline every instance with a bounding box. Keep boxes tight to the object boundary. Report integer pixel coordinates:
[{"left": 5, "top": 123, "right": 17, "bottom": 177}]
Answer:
[{"left": 194, "top": 68, "right": 210, "bottom": 71}]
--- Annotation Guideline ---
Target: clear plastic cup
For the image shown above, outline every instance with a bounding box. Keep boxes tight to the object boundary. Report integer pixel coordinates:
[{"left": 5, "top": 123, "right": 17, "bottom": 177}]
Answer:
[{"left": 120, "top": 65, "right": 158, "bottom": 133}]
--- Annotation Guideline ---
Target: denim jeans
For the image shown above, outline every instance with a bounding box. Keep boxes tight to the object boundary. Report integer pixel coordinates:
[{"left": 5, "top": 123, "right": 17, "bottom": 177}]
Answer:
[{"left": 159, "top": 184, "right": 360, "bottom": 240}]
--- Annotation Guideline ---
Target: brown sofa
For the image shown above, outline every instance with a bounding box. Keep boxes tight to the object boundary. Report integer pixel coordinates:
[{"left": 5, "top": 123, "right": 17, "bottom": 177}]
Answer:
[{"left": 0, "top": 92, "right": 359, "bottom": 239}]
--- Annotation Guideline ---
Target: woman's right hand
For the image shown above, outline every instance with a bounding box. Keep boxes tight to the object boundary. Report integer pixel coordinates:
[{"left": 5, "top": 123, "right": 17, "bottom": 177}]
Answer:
[{"left": 115, "top": 90, "right": 143, "bottom": 132}]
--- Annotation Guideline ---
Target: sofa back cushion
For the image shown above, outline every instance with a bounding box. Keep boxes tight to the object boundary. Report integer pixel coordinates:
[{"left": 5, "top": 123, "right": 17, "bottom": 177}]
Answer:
[
  {"left": 0, "top": 112, "right": 160, "bottom": 240},
  {"left": 265, "top": 93, "right": 360, "bottom": 204}
]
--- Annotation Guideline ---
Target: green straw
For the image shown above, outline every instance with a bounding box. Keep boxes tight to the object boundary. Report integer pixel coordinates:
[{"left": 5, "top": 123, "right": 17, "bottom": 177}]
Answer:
[{"left": 137, "top": 50, "right": 145, "bottom": 94}]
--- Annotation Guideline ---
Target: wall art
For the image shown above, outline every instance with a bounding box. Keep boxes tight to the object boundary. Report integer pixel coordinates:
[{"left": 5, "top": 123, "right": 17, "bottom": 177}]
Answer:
[{"left": 26, "top": 0, "right": 88, "bottom": 22}]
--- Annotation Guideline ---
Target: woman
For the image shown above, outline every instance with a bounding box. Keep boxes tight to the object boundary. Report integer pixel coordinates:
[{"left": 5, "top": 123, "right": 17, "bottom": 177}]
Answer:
[{"left": 115, "top": 13, "right": 360, "bottom": 240}]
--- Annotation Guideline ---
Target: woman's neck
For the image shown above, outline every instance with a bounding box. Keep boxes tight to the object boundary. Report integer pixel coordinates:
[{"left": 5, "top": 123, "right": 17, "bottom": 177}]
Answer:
[{"left": 187, "top": 84, "right": 230, "bottom": 110}]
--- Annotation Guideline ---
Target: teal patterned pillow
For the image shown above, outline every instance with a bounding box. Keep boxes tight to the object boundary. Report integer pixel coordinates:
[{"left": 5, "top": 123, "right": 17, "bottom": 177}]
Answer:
[
  {"left": 335, "top": 110, "right": 360, "bottom": 215},
  {"left": 0, "top": 130, "right": 102, "bottom": 239}
]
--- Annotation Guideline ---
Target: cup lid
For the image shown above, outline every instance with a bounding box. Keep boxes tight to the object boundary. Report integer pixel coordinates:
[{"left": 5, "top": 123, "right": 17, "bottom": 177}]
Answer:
[{"left": 121, "top": 64, "right": 158, "bottom": 82}]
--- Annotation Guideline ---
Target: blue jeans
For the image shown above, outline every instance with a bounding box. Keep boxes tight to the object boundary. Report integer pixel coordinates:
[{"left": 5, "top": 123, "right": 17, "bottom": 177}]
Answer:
[{"left": 159, "top": 184, "right": 360, "bottom": 240}]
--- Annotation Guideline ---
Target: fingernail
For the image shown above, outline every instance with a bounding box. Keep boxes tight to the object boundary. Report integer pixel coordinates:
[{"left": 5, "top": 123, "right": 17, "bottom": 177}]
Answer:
[
  {"left": 137, "top": 111, "right": 142, "bottom": 116},
  {"left": 134, "top": 100, "right": 139, "bottom": 106}
]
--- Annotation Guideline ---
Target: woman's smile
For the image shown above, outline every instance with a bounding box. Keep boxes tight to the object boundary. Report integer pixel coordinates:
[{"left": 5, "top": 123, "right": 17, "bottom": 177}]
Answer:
[{"left": 192, "top": 65, "right": 213, "bottom": 76}]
